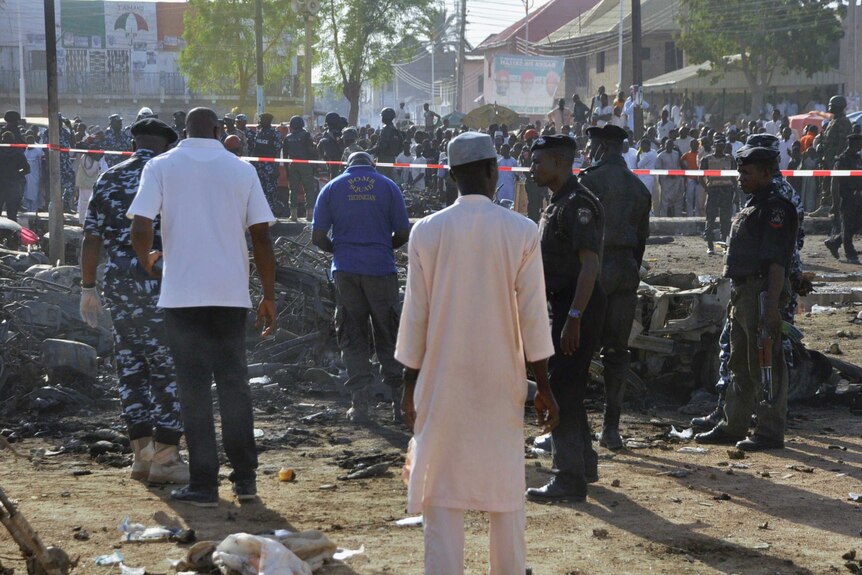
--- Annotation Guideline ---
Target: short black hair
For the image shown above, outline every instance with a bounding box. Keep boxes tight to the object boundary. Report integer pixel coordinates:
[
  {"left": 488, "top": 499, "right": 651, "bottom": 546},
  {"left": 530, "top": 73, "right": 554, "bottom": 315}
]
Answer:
[{"left": 450, "top": 158, "right": 496, "bottom": 194}]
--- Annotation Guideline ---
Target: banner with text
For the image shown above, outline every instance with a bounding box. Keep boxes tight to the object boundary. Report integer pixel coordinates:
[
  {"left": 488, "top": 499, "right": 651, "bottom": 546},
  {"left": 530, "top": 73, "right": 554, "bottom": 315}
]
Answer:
[{"left": 491, "top": 54, "right": 564, "bottom": 115}]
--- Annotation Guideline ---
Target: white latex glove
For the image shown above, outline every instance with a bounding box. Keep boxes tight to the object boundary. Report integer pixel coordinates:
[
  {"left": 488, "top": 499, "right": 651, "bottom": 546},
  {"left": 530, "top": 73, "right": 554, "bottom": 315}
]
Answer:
[{"left": 79, "top": 286, "right": 102, "bottom": 329}]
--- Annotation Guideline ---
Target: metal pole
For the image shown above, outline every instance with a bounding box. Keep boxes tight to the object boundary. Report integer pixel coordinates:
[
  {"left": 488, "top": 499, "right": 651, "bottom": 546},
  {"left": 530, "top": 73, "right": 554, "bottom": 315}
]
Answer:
[
  {"left": 524, "top": 1, "right": 530, "bottom": 55},
  {"left": 17, "top": 0, "right": 26, "bottom": 116},
  {"left": 455, "top": 0, "right": 467, "bottom": 112},
  {"left": 304, "top": 14, "right": 314, "bottom": 120},
  {"left": 255, "top": 0, "right": 265, "bottom": 116},
  {"left": 618, "top": 0, "right": 624, "bottom": 92},
  {"left": 631, "top": 0, "right": 643, "bottom": 140},
  {"left": 45, "top": 0, "right": 63, "bottom": 265}
]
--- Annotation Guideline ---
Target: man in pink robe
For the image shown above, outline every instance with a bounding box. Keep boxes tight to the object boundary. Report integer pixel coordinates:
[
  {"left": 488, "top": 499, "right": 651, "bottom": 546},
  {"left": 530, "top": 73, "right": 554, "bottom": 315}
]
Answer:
[{"left": 396, "top": 131, "right": 559, "bottom": 575}]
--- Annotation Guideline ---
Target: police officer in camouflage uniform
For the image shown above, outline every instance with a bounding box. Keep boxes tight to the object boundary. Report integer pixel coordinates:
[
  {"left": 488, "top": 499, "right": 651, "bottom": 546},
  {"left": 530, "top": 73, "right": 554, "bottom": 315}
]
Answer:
[
  {"left": 236, "top": 114, "right": 254, "bottom": 153},
  {"left": 252, "top": 112, "right": 284, "bottom": 210},
  {"left": 79, "top": 118, "right": 189, "bottom": 484},
  {"left": 318, "top": 112, "right": 345, "bottom": 180},
  {"left": 695, "top": 135, "right": 798, "bottom": 451},
  {"left": 578, "top": 124, "right": 651, "bottom": 451},
  {"left": 284, "top": 115, "right": 317, "bottom": 221},
  {"left": 526, "top": 134, "right": 606, "bottom": 502},
  {"left": 222, "top": 114, "right": 248, "bottom": 157},
  {"left": 102, "top": 114, "right": 133, "bottom": 168},
  {"left": 692, "top": 135, "right": 806, "bottom": 431},
  {"left": 47, "top": 115, "right": 76, "bottom": 211}
]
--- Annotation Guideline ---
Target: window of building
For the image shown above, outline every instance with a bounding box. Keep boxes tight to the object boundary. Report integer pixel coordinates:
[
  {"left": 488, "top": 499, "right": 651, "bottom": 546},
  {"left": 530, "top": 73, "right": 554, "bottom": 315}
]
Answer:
[
  {"left": 478, "top": 74, "right": 484, "bottom": 93},
  {"left": 596, "top": 51, "right": 605, "bottom": 73},
  {"left": 664, "top": 41, "right": 683, "bottom": 73},
  {"left": 641, "top": 47, "right": 651, "bottom": 60},
  {"left": 29, "top": 50, "right": 46, "bottom": 70}
]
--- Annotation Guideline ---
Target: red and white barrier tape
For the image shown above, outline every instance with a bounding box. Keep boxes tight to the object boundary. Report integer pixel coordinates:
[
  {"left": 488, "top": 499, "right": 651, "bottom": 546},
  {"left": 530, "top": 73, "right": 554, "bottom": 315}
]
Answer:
[{"left": 1, "top": 143, "right": 857, "bottom": 177}]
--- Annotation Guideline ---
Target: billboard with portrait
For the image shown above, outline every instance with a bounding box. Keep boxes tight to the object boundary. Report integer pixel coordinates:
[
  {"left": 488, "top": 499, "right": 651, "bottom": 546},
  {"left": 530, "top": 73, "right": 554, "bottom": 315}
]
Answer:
[{"left": 492, "top": 54, "right": 565, "bottom": 115}]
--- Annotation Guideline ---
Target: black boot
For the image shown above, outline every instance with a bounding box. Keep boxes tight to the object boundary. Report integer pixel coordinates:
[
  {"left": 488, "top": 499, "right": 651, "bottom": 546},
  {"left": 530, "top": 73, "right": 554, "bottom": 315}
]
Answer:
[
  {"left": 599, "top": 405, "right": 623, "bottom": 450},
  {"left": 526, "top": 475, "right": 586, "bottom": 503},
  {"left": 690, "top": 401, "right": 725, "bottom": 429}
]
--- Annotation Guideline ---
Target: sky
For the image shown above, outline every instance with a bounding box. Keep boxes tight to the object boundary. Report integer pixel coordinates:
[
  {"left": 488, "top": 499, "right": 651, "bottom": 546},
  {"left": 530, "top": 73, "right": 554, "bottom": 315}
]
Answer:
[{"left": 447, "top": 0, "right": 553, "bottom": 48}]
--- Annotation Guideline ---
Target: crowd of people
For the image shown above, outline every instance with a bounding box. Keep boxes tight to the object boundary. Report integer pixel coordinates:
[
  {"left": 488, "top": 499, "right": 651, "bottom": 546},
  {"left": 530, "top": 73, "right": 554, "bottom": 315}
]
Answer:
[{"left": 0, "top": 88, "right": 860, "bottom": 573}]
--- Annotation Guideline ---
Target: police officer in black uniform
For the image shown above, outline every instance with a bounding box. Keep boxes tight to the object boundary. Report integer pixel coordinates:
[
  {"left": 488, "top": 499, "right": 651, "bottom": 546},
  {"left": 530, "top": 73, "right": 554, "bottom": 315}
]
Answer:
[
  {"left": 252, "top": 112, "right": 284, "bottom": 210},
  {"left": 695, "top": 135, "right": 798, "bottom": 451},
  {"left": 172, "top": 111, "right": 187, "bottom": 140},
  {"left": 318, "top": 112, "right": 345, "bottom": 180},
  {"left": 526, "top": 134, "right": 606, "bottom": 502},
  {"left": 578, "top": 124, "right": 651, "bottom": 451},
  {"left": 369, "top": 107, "right": 403, "bottom": 178},
  {"left": 284, "top": 115, "right": 318, "bottom": 221},
  {"left": 828, "top": 134, "right": 862, "bottom": 263}
]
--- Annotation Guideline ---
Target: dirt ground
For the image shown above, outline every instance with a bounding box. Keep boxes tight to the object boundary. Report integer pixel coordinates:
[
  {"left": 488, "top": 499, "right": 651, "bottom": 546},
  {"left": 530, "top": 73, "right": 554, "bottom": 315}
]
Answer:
[{"left": 3, "top": 234, "right": 862, "bottom": 575}]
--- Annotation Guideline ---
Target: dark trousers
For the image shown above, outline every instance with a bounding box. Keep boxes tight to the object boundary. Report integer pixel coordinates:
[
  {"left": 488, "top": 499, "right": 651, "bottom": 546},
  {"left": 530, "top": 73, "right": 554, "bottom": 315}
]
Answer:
[
  {"left": 333, "top": 272, "right": 402, "bottom": 402},
  {"left": 704, "top": 187, "right": 734, "bottom": 248},
  {"left": 164, "top": 307, "right": 257, "bottom": 490},
  {"left": 0, "top": 179, "right": 23, "bottom": 223},
  {"left": 548, "top": 287, "right": 605, "bottom": 491},
  {"left": 841, "top": 191, "right": 862, "bottom": 260},
  {"left": 288, "top": 163, "right": 317, "bottom": 217},
  {"left": 600, "top": 249, "right": 640, "bottom": 406}
]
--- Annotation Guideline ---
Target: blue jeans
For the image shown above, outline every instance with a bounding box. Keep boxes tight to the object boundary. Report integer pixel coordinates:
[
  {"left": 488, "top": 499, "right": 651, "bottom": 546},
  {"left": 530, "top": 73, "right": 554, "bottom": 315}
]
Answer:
[{"left": 164, "top": 307, "right": 257, "bottom": 491}]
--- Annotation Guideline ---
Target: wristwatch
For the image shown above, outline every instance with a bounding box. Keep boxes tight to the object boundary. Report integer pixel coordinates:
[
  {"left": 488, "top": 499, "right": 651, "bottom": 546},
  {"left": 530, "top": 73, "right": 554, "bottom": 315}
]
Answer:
[{"left": 568, "top": 309, "right": 581, "bottom": 319}]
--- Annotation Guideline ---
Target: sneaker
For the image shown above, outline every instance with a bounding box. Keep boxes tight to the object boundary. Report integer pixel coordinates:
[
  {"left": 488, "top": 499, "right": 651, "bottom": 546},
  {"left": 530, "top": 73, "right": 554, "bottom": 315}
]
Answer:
[
  {"left": 232, "top": 479, "right": 257, "bottom": 501},
  {"left": 170, "top": 486, "right": 218, "bottom": 508}
]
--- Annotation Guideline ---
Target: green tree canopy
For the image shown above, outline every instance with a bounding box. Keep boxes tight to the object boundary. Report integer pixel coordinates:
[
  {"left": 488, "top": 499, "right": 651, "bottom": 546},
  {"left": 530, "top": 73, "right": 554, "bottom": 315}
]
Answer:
[
  {"left": 677, "top": 0, "right": 843, "bottom": 117},
  {"left": 179, "top": 0, "right": 300, "bottom": 113},
  {"left": 318, "top": 0, "right": 431, "bottom": 124}
]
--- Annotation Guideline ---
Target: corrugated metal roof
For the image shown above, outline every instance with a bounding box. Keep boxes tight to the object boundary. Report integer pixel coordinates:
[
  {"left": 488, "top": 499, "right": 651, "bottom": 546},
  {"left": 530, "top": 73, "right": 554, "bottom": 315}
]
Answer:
[
  {"left": 542, "top": 0, "right": 679, "bottom": 45},
  {"left": 475, "top": 0, "right": 600, "bottom": 51},
  {"left": 643, "top": 57, "right": 844, "bottom": 91}
]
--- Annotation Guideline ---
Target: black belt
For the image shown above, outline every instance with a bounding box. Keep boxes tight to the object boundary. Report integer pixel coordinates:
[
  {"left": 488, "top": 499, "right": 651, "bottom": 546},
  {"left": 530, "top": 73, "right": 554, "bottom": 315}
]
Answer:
[{"left": 730, "top": 275, "right": 765, "bottom": 286}]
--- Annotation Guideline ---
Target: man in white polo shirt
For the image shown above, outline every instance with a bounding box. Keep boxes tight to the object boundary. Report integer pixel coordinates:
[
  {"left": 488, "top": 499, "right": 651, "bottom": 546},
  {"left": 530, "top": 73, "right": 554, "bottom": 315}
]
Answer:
[{"left": 128, "top": 107, "right": 277, "bottom": 508}]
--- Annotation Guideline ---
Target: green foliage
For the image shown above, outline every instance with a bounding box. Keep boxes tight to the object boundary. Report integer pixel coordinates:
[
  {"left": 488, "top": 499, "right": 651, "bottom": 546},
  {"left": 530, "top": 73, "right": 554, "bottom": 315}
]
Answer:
[
  {"left": 179, "top": 0, "right": 300, "bottom": 110},
  {"left": 318, "top": 0, "right": 432, "bottom": 122},
  {"left": 677, "top": 0, "right": 843, "bottom": 111}
]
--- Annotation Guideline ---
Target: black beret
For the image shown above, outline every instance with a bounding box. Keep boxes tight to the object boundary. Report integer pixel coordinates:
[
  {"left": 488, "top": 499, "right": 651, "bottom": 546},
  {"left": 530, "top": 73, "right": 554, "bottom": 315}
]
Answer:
[
  {"left": 130, "top": 118, "right": 179, "bottom": 145},
  {"left": 531, "top": 134, "right": 576, "bottom": 152},
  {"left": 4, "top": 110, "right": 20, "bottom": 122},
  {"left": 586, "top": 124, "right": 627, "bottom": 141},
  {"left": 258, "top": 112, "right": 274, "bottom": 123},
  {"left": 736, "top": 133, "right": 780, "bottom": 164}
]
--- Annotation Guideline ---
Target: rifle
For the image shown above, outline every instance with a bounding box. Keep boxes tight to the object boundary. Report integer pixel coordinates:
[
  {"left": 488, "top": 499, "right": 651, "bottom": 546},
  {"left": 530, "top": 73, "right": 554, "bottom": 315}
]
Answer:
[
  {"left": 0, "top": 484, "right": 71, "bottom": 575},
  {"left": 757, "top": 291, "right": 775, "bottom": 405}
]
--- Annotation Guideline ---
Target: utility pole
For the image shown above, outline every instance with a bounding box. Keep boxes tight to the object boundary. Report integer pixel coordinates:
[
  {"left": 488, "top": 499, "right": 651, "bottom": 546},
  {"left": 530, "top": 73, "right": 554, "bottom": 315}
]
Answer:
[
  {"left": 617, "top": 0, "right": 624, "bottom": 92},
  {"left": 631, "top": 0, "right": 643, "bottom": 140},
  {"left": 255, "top": 0, "right": 265, "bottom": 116},
  {"left": 45, "top": 0, "right": 63, "bottom": 264},
  {"left": 521, "top": 0, "right": 533, "bottom": 55},
  {"left": 17, "top": 0, "right": 26, "bottom": 116},
  {"left": 455, "top": 0, "right": 467, "bottom": 112},
  {"left": 304, "top": 15, "right": 314, "bottom": 121}
]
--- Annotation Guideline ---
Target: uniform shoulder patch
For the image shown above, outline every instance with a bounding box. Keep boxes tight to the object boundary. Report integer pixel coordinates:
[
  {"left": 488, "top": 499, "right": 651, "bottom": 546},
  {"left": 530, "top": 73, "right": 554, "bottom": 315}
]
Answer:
[
  {"left": 768, "top": 206, "right": 785, "bottom": 229},
  {"left": 577, "top": 207, "right": 593, "bottom": 225}
]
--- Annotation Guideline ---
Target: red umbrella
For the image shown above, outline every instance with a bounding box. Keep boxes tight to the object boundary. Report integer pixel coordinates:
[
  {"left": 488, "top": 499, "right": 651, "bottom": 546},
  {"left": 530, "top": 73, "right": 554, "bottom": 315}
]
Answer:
[{"left": 788, "top": 111, "right": 831, "bottom": 137}]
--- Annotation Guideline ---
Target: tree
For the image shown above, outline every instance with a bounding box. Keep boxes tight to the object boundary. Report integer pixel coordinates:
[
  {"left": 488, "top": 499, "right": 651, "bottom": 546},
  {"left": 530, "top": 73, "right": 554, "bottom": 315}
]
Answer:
[
  {"left": 179, "top": 0, "right": 300, "bottom": 113},
  {"left": 318, "top": 0, "right": 431, "bottom": 124},
  {"left": 414, "top": 6, "right": 469, "bottom": 106},
  {"left": 677, "top": 0, "right": 843, "bottom": 117}
]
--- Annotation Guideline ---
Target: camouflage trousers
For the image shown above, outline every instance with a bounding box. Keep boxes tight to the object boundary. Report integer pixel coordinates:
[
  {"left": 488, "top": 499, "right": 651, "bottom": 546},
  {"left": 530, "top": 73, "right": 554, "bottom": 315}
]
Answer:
[
  {"left": 255, "top": 162, "right": 280, "bottom": 209},
  {"left": 105, "top": 277, "right": 183, "bottom": 444}
]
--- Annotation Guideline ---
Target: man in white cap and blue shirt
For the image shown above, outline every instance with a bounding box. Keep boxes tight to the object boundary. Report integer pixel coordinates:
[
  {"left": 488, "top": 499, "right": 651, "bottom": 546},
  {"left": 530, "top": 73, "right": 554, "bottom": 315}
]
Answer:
[{"left": 396, "top": 131, "right": 559, "bottom": 574}]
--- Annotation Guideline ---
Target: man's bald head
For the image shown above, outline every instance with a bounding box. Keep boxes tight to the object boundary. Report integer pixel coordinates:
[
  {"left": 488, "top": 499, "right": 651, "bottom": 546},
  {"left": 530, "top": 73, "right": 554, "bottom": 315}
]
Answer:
[{"left": 185, "top": 107, "right": 219, "bottom": 139}]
